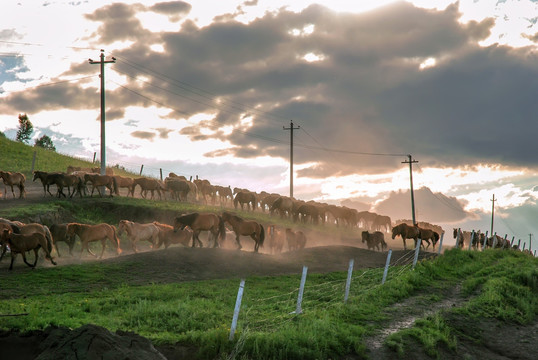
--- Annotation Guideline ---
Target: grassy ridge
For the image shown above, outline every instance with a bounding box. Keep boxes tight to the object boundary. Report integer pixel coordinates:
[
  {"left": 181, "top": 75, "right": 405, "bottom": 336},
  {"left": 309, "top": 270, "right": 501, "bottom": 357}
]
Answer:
[
  {"left": 0, "top": 249, "right": 535, "bottom": 359},
  {"left": 0, "top": 135, "right": 134, "bottom": 177}
]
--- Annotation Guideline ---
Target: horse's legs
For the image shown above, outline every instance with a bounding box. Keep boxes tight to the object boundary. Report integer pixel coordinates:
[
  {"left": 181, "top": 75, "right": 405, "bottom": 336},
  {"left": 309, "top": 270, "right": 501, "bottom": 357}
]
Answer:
[
  {"left": 131, "top": 238, "right": 138, "bottom": 253},
  {"left": 9, "top": 253, "right": 17, "bottom": 270},
  {"left": 21, "top": 250, "right": 36, "bottom": 268},
  {"left": 251, "top": 234, "right": 259, "bottom": 252},
  {"left": 99, "top": 239, "right": 106, "bottom": 259},
  {"left": 235, "top": 234, "right": 242, "bottom": 250},
  {"left": 403, "top": 238, "right": 407, "bottom": 250}
]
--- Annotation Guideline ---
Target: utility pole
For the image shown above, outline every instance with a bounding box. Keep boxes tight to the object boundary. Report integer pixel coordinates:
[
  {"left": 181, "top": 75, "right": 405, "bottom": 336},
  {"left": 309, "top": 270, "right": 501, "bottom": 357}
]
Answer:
[
  {"left": 283, "top": 120, "right": 300, "bottom": 198},
  {"left": 490, "top": 194, "right": 496, "bottom": 236},
  {"left": 402, "top": 155, "right": 418, "bottom": 225},
  {"left": 89, "top": 50, "right": 116, "bottom": 176}
]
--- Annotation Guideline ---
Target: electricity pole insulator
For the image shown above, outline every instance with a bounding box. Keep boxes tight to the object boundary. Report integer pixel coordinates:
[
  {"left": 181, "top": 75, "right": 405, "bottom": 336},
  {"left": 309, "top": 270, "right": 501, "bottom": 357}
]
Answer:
[
  {"left": 89, "top": 50, "right": 116, "bottom": 176},
  {"left": 402, "top": 155, "right": 418, "bottom": 226},
  {"left": 283, "top": 120, "right": 300, "bottom": 198}
]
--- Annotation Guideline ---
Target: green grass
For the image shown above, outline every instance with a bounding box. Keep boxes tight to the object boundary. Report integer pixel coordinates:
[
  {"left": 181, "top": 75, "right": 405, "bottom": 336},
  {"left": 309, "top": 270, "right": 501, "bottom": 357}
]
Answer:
[
  {"left": 0, "top": 135, "right": 134, "bottom": 177},
  {"left": 0, "top": 248, "right": 535, "bottom": 359}
]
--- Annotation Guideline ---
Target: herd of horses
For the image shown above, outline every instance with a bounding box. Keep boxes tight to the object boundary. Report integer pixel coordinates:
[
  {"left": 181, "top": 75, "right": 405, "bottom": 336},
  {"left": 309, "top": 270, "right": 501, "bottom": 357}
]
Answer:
[
  {"left": 2, "top": 167, "right": 395, "bottom": 233},
  {"left": 0, "top": 208, "right": 311, "bottom": 269}
]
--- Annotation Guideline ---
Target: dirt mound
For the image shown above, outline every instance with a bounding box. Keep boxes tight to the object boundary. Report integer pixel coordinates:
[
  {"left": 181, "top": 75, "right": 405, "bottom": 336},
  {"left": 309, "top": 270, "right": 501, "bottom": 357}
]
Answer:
[{"left": 0, "top": 324, "right": 166, "bottom": 360}]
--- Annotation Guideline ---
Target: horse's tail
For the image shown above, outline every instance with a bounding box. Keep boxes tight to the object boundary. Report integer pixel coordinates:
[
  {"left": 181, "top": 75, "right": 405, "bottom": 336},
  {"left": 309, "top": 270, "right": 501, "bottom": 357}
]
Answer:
[
  {"left": 39, "top": 233, "right": 57, "bottom": 265},
  {"left": 43, "top": 225, "right": 54, "bottom": 254},
  {"left": 259, "top": 224, "right": 265, "bottom": 247},
  {"left": 112, "top": 225, "right": 122, "bottom": 255},
  {"left": 218, "top": 216, "right": 226, "bottom": 241}
]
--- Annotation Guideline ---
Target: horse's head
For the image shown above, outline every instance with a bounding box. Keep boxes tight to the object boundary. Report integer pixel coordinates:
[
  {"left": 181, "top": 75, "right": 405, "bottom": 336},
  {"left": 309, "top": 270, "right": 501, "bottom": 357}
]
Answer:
[
  {"left": 361, "top": 231, "right": 368, "bottom": 243},
  {"left": 0, "top": 228, "right": 12, "bottom": 243},
  {"left": 391, "top": 225, "right": 400, "bottom": 239}
]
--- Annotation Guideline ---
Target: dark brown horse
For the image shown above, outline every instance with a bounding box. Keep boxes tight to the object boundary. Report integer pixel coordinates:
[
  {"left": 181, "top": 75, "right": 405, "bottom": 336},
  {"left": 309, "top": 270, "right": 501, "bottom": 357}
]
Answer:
[
  {"left": 234, "top": 191, "right": 257, "bottom": 211},
  {"left": 0, "top": 171, "right": 26, "bottom": 199},
  {"left": 418, "top": 228, "right": 439, "bottom": 250},
  {"left": 392, "top": 223, "right": 420, "bottom": 250},
  {"left": 221, "top": 211, "right": 265, "bottom": 252},
  {"left": 49, "top": 223, "right": 76, "bottom": 257},
  {"left": 173, "top": 212, "right": 225, "bottom": 248},
  {"left": 1, "top": 229, "right": 57, "bottom": 270},
  {"left": 33, "top": 171, "right": 61, "bottom": 197},
  {"left": 361, "top": 231, "right": 387, "bottom": 251}
]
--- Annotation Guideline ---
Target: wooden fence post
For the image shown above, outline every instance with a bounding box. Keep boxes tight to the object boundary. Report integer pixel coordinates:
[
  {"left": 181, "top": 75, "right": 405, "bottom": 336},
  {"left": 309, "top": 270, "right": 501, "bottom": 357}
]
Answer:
[
  {"left": 139, "top": 165, "right": 144, "bottom": 176},
  {"left": 30, "top": 151, "right": 37, "bottom": 173},
  {"left": 159, "top": 168, "right": 163, "bottom": 181},
  {"left": 229, "top": 279, "right": 245, "bottom": 341},
  {"left": 455, "top": 228, "right": 460, "bottom": 249}
]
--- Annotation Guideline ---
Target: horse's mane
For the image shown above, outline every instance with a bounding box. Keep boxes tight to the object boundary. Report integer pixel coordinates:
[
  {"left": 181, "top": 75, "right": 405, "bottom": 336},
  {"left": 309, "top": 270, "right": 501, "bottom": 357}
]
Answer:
[{"left": 176, "top": 212, "right": 198, "bottom": 226}]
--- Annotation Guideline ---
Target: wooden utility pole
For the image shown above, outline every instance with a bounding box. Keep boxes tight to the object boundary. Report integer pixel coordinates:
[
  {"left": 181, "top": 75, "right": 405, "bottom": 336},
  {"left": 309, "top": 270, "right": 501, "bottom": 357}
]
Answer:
[
  {"left": 89, "top": 50, "right": 116, "bottom": 176},
  {"left": 490, "top": 194, "right": 496, "bottom": 236},
  {"left": 402, "top": 155, "right": 418, "bottom": 225},
  {"left": 283, "top": 120, "right": 300, "bottom": 198}
]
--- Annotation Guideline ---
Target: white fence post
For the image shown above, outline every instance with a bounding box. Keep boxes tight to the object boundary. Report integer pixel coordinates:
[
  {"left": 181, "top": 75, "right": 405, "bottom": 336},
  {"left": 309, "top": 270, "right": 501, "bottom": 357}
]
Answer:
[
  {"left": 455, "top": 228, "right": 460, "bottom": 249},
  {"left": 481, "top": 231, "right": 488, "bottom": 251},
  {"left": 412, "top": 237, "right": 421, "bottom": 269},
  {"left": 295, "top": 266, "right": 308, "bottom": 314},
  {"left": 381, "top": 250, "right": 392, "bottom": 284},
  {"left": 344, "top": 259, "right": 354, "bottom": 303},
  {"left": 229, "top": 279, "right": 245, "bottom": 341},
  {"left": 492, "top": 232, "right": 498, "bottom": 249},
  {"left": 437, "top": 232, "right": 444, "bottom": 255}
]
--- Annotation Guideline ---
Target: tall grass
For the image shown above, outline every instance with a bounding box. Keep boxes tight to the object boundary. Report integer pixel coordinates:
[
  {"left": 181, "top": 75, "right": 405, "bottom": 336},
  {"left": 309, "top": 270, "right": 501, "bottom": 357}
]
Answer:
[{"left": 0, "top": 248, "right": 535, "bottom": 359}]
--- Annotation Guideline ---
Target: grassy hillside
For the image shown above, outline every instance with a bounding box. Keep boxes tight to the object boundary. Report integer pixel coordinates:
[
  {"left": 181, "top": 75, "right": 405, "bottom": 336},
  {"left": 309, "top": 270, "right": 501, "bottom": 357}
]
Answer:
[{"left": 0, "top": 134, "right": 133, "bottom": 177}]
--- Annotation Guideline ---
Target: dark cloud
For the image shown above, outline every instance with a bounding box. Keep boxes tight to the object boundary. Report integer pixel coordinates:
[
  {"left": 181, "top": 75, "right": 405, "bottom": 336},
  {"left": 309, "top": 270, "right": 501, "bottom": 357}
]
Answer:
[
  {"left": 131, "top": 130, "right": 156, "bottom": 140},
  {"left": 3, "top": 1, "right": 538, "bottom": 178},
  {"left": 374, "top": 187, "right": 469, "bottom": 223},
  {"left": 150, "top": 1, "right": 191, "bottom": 16}
]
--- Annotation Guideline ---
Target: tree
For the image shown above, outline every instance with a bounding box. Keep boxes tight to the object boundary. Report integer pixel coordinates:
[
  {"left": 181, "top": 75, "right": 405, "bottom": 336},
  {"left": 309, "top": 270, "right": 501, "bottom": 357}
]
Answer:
[
  {"left": 15, "top": 113, "right": 33, "bottom": 143},
  {"left": 35, "top": 134, "right": 56, "bottom": 151}
]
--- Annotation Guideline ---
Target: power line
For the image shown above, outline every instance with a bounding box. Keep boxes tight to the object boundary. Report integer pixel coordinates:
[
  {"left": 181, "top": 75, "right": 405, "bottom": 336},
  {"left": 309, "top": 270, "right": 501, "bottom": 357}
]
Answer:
[{"left": 0, "top": 75, "right": 98, "bottom": 94}]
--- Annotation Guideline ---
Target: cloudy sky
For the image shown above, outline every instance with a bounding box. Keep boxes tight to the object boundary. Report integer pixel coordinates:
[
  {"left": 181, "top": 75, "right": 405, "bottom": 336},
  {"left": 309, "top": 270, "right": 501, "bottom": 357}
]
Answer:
[{"left": 1, "top": 0, "right": 538, "bottom": 249}]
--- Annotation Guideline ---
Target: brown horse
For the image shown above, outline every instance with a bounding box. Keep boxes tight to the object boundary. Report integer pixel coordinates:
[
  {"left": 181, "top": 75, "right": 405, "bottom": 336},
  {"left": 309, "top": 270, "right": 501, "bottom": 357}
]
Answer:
[
  {"left": 164, "top": 177, "right": 191, "bottom": 201},
  {"left": 33, "top": 171, "right": 61, "bottom": 197},
  {"left": 50, "top": 223, "right": 76, "bottom": 257},
  {"left": 84, "top": 173, "right": 119, "bottom": 197},
  {"left": 392, "top": 223, "right": 420, "bottom": 250},
  {"left": 131, "top": 177, "right": 165, "bottom": 200},
  {"left": 112, "top": 175, "right": 134, "bottom": 196},
  {"left": 66, "top": 222, "right": 122, "bottom": 258},
  {"left": 214, "top": 185, "right": 233, "bottom": 206},
  {"left": 285, "top": 228, "right": 307, "bottom": 251},
  {"left": 0, "top": 171, "right": 26, "bottom": 199},
  {"left": 266, "top": 225, "right": 285, "bottom": 254},
  {"left": 173, "top": 212, "right": 225, "bottom": 248},
  {"left": 361, "top": 231, "right": 387, "bottom": 251},
  {"left": 372, "top": 215, "right": 392, "bottom": 233},
  {"left": 221, "top": 211, "right": 265, "bottom": 252},
  {"left": 118, "top": 220, "right": 160, "bottom": 253},
  {"left": 418, "top": 228, "right": 439, "bottom": 250},
  {"left": 1, "top": 229, "right": 56, "bottom": 270},
  {"left": 153, "top": 222, "right": 192, "bottom": 249},
  {"left": 0, "top": 222, "right": 54, "bottom": 260},
  {"left": 234, "top": 191, "right": 257, "bottom": 211}
]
